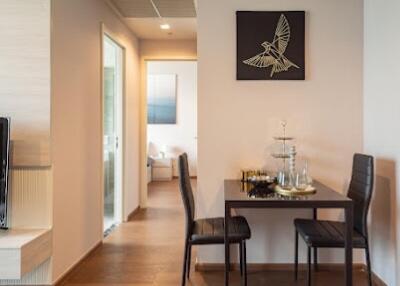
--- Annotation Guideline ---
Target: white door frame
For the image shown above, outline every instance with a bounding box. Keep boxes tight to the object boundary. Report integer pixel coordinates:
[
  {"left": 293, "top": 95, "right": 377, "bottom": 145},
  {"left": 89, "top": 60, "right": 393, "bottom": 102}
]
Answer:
[{"left": 100, "top": 23, "right": 125, "bottom": 231}]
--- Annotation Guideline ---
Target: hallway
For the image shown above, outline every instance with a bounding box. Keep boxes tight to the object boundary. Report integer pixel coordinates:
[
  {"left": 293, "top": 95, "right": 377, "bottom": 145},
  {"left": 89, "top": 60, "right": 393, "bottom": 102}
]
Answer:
[
  {"left": 60, "top": 180, "right": 372, "bottom": 286},
  {"left": 60, "top": 180, "right": 189, "bottom": 285}
]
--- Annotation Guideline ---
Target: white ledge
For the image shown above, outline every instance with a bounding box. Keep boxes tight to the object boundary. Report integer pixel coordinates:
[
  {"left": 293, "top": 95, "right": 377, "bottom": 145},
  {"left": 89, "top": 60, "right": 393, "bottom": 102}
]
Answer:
[{"left": 0, "top": 228, "right": 52, "bottom": 279}]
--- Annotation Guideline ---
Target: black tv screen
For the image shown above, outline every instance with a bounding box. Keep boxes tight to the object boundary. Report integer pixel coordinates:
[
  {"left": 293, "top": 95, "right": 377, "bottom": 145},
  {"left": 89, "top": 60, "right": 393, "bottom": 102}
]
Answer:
[{"left": 0, "top": 118, "right": 10, "bottom": 229}]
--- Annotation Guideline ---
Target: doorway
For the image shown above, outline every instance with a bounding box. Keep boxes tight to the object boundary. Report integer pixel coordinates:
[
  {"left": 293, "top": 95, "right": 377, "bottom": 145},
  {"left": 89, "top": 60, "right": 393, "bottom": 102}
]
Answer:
[
  {"left": 146, "top": 60, "right": 197, "bottom": 185},
  {"left": 103, "top": 34, "right": 123, "bottom": 232}
]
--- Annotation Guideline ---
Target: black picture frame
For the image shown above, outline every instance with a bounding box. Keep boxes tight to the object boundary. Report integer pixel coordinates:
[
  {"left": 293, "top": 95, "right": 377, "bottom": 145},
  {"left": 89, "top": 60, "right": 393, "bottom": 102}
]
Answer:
[{"left": 237, "top": 11, "right": 305, "bottom": 80}]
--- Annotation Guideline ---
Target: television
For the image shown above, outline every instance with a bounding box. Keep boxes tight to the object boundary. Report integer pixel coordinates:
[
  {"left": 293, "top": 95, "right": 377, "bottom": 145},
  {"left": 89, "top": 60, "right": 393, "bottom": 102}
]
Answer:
[{"left": 0, "top": 118, "right": 10, "bottom": 229}]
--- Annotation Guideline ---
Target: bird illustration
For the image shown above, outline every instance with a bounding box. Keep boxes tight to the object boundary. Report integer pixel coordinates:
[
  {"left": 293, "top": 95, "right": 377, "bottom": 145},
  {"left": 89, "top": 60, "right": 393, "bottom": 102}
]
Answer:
[{"left": 243, "top": 14, "right": 300, "bottom": 77}]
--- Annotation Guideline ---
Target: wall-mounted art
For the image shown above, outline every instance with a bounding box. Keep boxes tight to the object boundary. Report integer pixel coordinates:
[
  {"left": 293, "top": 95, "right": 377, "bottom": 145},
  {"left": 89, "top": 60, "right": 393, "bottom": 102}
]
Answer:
[
  {"left": 237, "top": 11, "right": 305, "bottom": 80},
  {"left": 147, "top": 74, "right": 177, "bottom": 124}
]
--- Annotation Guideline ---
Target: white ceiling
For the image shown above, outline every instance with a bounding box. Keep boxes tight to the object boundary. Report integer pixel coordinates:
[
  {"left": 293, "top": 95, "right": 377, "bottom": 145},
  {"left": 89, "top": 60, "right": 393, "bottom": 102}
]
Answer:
[
  {"left": 108, "top": 0, "right": 197, "bottom": 40},
  {"left": 125, "top": 17, "right": 196, "bottom": 40}
]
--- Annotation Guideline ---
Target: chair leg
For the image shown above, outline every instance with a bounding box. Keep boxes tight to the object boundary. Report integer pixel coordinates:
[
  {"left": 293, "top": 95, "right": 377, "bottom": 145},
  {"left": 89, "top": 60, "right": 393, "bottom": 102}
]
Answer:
[
  {"left": 313, "top": 247, "right": 318, "bottom": 271},
  {"left": 295, "top": 230, "right": 299, "bottom": 281},
  {"left": 365, "top": 243, "right": 372, "bottom": 286},
  {"left": 242, "top": 240, "right": 247, "bottom": 286},
  {"left": 239, "top": 242, "right": 243, "bottom": 276},
  {"left": 186, "top": 243, "right": 192, "bottom": 278},
  {"left": 227, "top": 243, "right": 231, "bottom": 272},
  {"left": 181, "top": 239, "right": 189, "bottom": 286},
  {"left": 307, "top": 246, "right": 312, "bottom": 286}
]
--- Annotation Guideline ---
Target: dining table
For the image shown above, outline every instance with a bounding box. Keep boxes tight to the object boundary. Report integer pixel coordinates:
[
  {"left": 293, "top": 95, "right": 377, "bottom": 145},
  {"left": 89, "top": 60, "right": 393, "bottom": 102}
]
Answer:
[{"left": 224, "top": 179, "right": 354, "bottom": 286}]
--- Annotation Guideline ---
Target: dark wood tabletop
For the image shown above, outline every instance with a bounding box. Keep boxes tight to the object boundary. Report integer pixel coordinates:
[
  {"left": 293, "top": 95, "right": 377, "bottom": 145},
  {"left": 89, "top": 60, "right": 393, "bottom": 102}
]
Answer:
[
  {"left": 224, "top": 179, "right": 352, "bottom": 207},
  {"left": 223, "top": 179, "right": 354, "bottom": 286}
]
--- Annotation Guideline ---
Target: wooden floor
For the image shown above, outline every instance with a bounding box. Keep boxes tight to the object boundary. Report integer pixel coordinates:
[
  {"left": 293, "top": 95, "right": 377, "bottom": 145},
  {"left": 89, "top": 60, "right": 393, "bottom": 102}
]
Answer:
[{"left": 60, "top": 179, "right": 372, "bottom": 286}]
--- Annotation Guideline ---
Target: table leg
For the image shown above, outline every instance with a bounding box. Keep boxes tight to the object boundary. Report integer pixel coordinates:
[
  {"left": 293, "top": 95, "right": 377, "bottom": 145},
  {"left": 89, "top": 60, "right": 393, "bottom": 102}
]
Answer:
[
  {"left": 313, "top": 208, "right": 318, "bottom": 271},
  {"left": 225, "top": 203, "right": 230, "bottom": 286},
  {"left": 345, "top": 204, "right": 353, "bottom": 286}
]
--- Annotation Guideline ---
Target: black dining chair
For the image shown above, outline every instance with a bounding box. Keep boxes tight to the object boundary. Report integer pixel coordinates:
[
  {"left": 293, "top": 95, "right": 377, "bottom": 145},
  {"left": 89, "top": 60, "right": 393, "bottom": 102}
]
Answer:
[
  {"left": 178, "top": 153, "right": 251, "bottom": 286},
  {"left": 294, "top": 153, "right": 374, "bottom": 286}
]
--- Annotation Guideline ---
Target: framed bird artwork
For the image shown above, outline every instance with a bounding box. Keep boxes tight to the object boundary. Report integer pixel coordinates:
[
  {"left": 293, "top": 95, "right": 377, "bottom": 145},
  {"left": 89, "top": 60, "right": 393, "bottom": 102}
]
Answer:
[{"left": 236, "top": 11, "right": 305, "bottom": 80}]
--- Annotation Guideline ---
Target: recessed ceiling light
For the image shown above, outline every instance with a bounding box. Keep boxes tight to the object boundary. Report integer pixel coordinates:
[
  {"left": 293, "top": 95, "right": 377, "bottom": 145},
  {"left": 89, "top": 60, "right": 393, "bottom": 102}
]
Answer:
[{"left": 160, "top": 24, "right": 170, "bottom": 30}]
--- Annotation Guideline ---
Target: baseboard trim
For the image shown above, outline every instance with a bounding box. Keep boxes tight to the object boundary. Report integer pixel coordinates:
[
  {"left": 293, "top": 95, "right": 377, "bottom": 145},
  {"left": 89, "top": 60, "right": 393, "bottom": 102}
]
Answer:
[
  {"left": 361, "top": 265, "right": 387, "bottom": 286},
  {"left": 172, "top": 176, "right": 197, "bottom": 179},
  {"left": 195, "top": 263, "right": 387, "bottom": 285},
  {"left": 126, "top": 206, "right": 140, "bottom": 221},
  {"left": 53, "top": 241, "right": 103, "bottom": 285},
  {"left": 195, "top": 262, "right": 365, "bottom": 272}
]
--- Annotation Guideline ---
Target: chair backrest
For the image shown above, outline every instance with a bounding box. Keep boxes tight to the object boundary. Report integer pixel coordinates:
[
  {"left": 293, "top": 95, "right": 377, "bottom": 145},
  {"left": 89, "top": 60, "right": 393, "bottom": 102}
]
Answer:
[
  {"left": 178, "top": 153, "right": 195, "bottom": 235},
  {"left": 347, "top": 153, "right": 374, "bottom": 237}
]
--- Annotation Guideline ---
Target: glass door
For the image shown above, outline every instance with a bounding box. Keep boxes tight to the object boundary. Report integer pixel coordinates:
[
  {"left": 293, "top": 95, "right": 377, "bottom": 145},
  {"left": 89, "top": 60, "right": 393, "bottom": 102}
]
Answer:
[{"left": 103, "top": 35, "right": 123, "bottom": 232}]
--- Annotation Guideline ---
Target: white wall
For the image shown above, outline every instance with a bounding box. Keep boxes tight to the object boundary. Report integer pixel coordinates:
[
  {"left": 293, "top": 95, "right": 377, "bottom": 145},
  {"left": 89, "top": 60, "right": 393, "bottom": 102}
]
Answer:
[
  {"left": 52, "top": 0, "right": 140, "bottom": 282},
  {"left": 147, "top": 61, "right": 197, "bottom": 176},
  {"left": 197, "top": 0, "right": 363, "bottom": 264},
  {"left": 140, "top": 40, "right": 197, "bottom": 59},
  {"left": 364, "top": 0, "right": 400, "bottom": 284}
]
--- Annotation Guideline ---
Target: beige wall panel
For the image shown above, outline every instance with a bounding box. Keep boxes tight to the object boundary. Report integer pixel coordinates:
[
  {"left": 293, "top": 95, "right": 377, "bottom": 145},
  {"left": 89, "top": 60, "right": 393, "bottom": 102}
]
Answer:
[{"left": 0, "top": 0, "right": 51, "bottom": 166}]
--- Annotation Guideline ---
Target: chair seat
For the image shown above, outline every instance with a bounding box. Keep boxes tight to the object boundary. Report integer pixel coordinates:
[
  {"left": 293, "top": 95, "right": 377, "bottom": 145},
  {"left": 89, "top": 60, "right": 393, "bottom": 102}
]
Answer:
[
  {"left": 191, "top": 216, "right": 251, "bottom": 245},
  {"left": 294, "top": 219, "right": 367, "bottom": 248}
]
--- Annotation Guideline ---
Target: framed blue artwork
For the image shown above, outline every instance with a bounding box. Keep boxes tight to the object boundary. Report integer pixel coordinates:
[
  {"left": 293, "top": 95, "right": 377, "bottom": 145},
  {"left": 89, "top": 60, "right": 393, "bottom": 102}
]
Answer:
[{"left": 147, "top": 74, "right": 177, "bottom": 124}]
